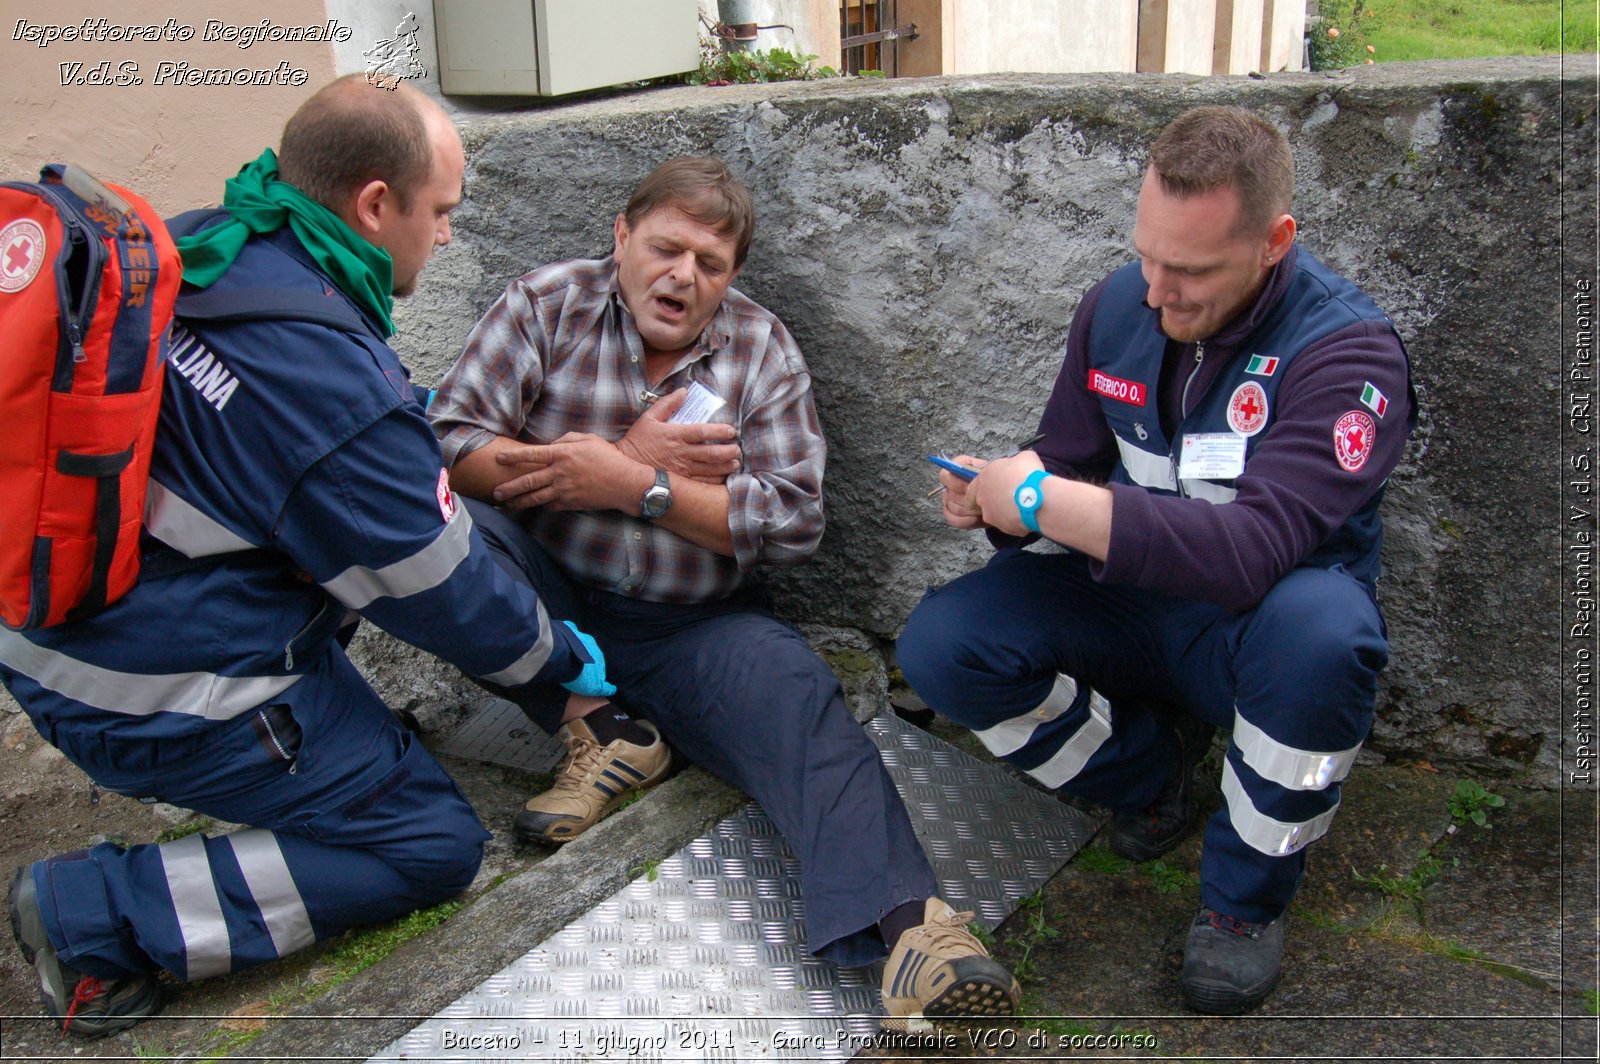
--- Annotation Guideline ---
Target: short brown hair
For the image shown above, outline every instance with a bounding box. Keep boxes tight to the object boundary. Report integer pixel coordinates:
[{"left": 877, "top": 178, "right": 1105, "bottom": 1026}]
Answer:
[
  {"left": 625, "top": 156, "right": 757, "bottom": 268},
  {"left": 278, "top": 74, "right": 434, "bottom": 213},
  {"left": 1148, "top": 106, "right": 1293, "bottom": 235}
]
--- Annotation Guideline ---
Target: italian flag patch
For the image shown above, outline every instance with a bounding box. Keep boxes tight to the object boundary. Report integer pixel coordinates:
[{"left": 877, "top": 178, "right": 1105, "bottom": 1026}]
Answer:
[
  {"left": 1245, "top": 354, "right": 1279, "bottom": 376},
  {"left": 1360, "top": 382, "right": 1389, "bottom": 418}
]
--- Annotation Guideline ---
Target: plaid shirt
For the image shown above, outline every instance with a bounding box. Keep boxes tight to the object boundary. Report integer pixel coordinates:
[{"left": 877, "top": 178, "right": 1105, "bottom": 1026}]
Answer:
[{"left": 431, "top": 257, "right": 826, "bottom": 604}]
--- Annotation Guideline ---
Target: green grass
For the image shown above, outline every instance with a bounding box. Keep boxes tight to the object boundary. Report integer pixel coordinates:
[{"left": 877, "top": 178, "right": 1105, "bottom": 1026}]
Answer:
[
  {"left": 1146, "top": 859, "right": 1200, "bottom": 895},
  {"left": 1005, "top": 890, "right": 1062, "bottom": 984},
  {"left": 320, "top": 898, "right": 463, "bottom": 990},
  {"left": 197, "top": 1027, "right": 261, "bottom": 1062},
  {"left": 1364, "top": 0, "right": 1596, "bottom": 63},
  {"left": 1351, "top": 848, "right": 1457, "bottom": 905},
  {"left": 154, "top": 818, "right": 214, "bottom": 844},
  {"left": 1073, "top": 847, "right": 1135, "bottom": 875}
]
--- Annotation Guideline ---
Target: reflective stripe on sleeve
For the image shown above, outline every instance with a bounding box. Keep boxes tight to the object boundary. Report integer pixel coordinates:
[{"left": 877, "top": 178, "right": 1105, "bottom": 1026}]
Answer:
[
  {"left": 0, "top": 630, "right": 300, "bottom": 720},
  {"left": 226, "top": 830, "right": 314, "bottom": 961},
  {"left": 972, "top": 672, "right": 1078, "bottom": 758},
  {"left": 1180, "top": 479, "right": 1238, "bottom": 504},
  {"left": 144, "top": 478, "right": 258, "bottom": 558},
  {"left": 480, "top": 598, "right": 556, "bottom": 687},
  {"left": 158, "top": 834, "right": 231, "bottom": 980},
  {"left": 1220, "top": 759, "right": 1340, "bottom": 856},
  {"left": 321, "top": 503, "right": 475, "bottom": 610},
  {"left": 1233, "top": 713, "right": 1361, "bottom": 791},
  {"left": 1114, "top": 437, "right": 1176, "bottom": 491}
]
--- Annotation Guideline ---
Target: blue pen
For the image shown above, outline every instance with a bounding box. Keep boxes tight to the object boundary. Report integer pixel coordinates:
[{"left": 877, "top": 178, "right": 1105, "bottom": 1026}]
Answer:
[
  {"left": 926, "top": 434, "right": 1046, "bottom": 497},
  {"left": 926, "top": 454, "right": 981, "bottom": 481}
]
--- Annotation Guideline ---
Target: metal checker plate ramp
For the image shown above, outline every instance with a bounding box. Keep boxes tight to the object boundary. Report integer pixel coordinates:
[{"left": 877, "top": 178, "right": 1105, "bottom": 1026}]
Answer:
[
  {"left": 372, "top": 713, "right": 1098, "bottom": 1063},
  {"left": 435, "top": 698, "right": 567, "bottom": 773}
]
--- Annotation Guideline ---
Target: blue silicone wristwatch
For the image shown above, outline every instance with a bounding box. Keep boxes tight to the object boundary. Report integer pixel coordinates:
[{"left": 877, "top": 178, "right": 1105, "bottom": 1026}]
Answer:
[{"left": 1014, "top": 470, "right": 1050, "bottom": 533}]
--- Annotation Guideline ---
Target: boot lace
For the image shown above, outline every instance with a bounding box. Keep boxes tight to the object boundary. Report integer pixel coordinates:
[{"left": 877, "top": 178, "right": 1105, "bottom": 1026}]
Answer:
[
  {"left": 1206, "top": 910, "right": 1260, "bottom": 938},
  {"left": 61, "top": 976, "right": 105, "bottom": 1034}
]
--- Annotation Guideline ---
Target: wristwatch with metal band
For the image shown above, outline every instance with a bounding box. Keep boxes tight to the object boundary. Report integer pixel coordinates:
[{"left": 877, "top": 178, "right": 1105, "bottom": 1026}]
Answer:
[{"left": 640, "top": 468, "right": 672, "bottom": 520}]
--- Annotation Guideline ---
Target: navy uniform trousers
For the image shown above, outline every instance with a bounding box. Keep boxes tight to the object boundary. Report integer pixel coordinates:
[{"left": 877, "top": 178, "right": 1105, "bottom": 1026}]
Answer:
[
  {"left": 897, "top": 548, "right": 1388, "bottom": 924},
  {"left": 469, "top": 499, "right": 936, "bottom": 967},
  {"left": 18, "top": 647, "right": 490, "bottom": 982}
]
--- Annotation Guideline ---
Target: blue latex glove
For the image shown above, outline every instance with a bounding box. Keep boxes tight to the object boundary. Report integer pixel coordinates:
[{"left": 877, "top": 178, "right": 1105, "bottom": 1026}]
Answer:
[{"left": 559, "top": 620, "right": 617, "bottom": 698}]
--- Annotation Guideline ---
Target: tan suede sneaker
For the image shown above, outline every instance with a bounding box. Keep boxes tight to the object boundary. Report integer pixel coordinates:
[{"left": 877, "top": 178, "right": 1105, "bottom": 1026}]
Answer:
[
  {"left": 513, "top": 718, "right": 670, "bottom": 844},
  {"left": 881, "top": 897, "right": 1021, "bottom": 1025}
]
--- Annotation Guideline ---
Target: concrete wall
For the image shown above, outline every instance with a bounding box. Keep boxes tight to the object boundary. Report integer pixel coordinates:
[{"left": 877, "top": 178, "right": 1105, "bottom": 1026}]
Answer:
[
  {"left": 385, "top": 58, "right": 1589, "bottom": 782},
  {"left": 1, "top": 45, "right": 1586, "bottom": 783}
]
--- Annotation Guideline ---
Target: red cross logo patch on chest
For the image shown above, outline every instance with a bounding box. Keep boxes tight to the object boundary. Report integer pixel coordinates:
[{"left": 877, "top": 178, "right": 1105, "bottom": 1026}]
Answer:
[
  {"left": 1227, "top": 381, "right": 1269, "bottom": 437},
  {"left": 0, "top": 218, "right": 46, "bottom": 294}
]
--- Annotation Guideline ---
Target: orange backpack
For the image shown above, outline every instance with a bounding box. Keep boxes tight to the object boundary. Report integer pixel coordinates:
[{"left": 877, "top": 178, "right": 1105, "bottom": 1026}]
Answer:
[{"left": 0, "top": 165, "right": 181, "bottom": 629}]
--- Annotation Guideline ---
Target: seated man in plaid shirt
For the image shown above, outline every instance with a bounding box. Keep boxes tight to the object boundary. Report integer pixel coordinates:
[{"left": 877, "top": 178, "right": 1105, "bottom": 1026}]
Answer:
[{"left": 428, "top": 156, "right": 1018, "bottom": 1023}]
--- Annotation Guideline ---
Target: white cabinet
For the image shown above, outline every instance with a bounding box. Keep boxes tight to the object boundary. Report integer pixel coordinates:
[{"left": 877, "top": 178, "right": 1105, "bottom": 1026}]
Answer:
[{"left": 434, "top": 0, "right": 701, "bottom": 96}]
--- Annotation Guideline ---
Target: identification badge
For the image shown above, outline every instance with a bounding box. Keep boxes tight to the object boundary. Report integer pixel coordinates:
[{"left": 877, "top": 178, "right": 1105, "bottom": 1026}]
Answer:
[{"left": 1178, "top": 433, "right": 1247, "bottom": 480}]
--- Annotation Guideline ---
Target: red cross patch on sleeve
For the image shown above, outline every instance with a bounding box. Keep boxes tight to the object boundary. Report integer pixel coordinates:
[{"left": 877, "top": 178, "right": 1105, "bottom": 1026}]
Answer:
[
  {"left": 1334, "top": 411, "right": 1376, "bottom": 472},
  {"left": 436, "top": 467, "right": 458, "bottom": 522}
]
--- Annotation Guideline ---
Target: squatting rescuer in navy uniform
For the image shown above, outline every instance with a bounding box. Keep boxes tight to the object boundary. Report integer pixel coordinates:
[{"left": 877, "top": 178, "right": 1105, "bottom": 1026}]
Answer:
[{"left": 897, "top": 105, "right": 1415, "bottom": 1014}]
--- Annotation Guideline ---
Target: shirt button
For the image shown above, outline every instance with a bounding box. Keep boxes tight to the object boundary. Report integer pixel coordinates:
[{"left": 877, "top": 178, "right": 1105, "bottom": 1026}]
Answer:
[
  {"left": 634, "top": 532, "right": 642, "bottom": 540},
  {"left": 630, "top": 355, "right": 638, "bottom": 363}
]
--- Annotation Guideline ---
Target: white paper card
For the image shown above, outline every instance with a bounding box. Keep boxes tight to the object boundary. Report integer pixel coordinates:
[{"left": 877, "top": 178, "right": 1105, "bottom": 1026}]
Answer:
[
  {"left": 668, "top": 380, "right": 726, "bottom": 424},
  {"left": 1177, "top": 433, "right": 1248, "bottom": 480}
]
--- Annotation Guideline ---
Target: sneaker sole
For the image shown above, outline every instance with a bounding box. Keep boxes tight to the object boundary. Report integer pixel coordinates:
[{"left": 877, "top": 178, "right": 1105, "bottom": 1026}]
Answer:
[
  {"left": 886, "top": 957, "right": 1022, "bottom": 1025},
  {"left": 1181, "top": 970, "right": 1280, "bottom": 1015},
  {"left": 514, "top": 760, "right": 671, "bottom": 845}
]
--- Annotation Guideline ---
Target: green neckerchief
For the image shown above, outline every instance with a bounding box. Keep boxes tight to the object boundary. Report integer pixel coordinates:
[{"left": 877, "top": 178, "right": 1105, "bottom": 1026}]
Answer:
[{"left": 175, "top": 149, "right": 395, "bottom": 336}]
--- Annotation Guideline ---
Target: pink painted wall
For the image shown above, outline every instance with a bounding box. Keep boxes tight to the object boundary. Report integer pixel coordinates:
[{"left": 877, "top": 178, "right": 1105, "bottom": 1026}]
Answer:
[{"left": 0, "top": 0, "right": 340, "bottom": 214}]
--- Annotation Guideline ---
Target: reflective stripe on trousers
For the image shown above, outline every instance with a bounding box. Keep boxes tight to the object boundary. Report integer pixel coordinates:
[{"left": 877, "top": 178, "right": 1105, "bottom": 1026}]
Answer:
[
  {"left": 974, "top": 673, "right": 1113, "bottom": 789},
  {"left": 159, "top": 830, "right": 314, "bottom": 980}
]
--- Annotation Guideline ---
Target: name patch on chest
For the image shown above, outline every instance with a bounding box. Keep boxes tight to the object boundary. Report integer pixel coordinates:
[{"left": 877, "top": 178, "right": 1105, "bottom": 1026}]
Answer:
[{"left": 1088, "top": 369, "right": 1147, "bottom": 407}]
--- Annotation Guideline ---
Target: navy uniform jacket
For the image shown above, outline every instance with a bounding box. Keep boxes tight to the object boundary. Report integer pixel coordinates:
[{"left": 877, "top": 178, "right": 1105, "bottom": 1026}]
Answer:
[
  {"left": 0, "top": 225, "right": 588, "bottom": 755},
  {"left": 1029, "top": 244, "right": 1415, "bottom": 613}
]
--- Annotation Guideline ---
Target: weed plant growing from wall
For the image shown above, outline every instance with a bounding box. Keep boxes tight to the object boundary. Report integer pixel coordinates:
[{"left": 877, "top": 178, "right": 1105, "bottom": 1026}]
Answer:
[{"left": 686, "top": 46, "right": 841, "bottom": 85}]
